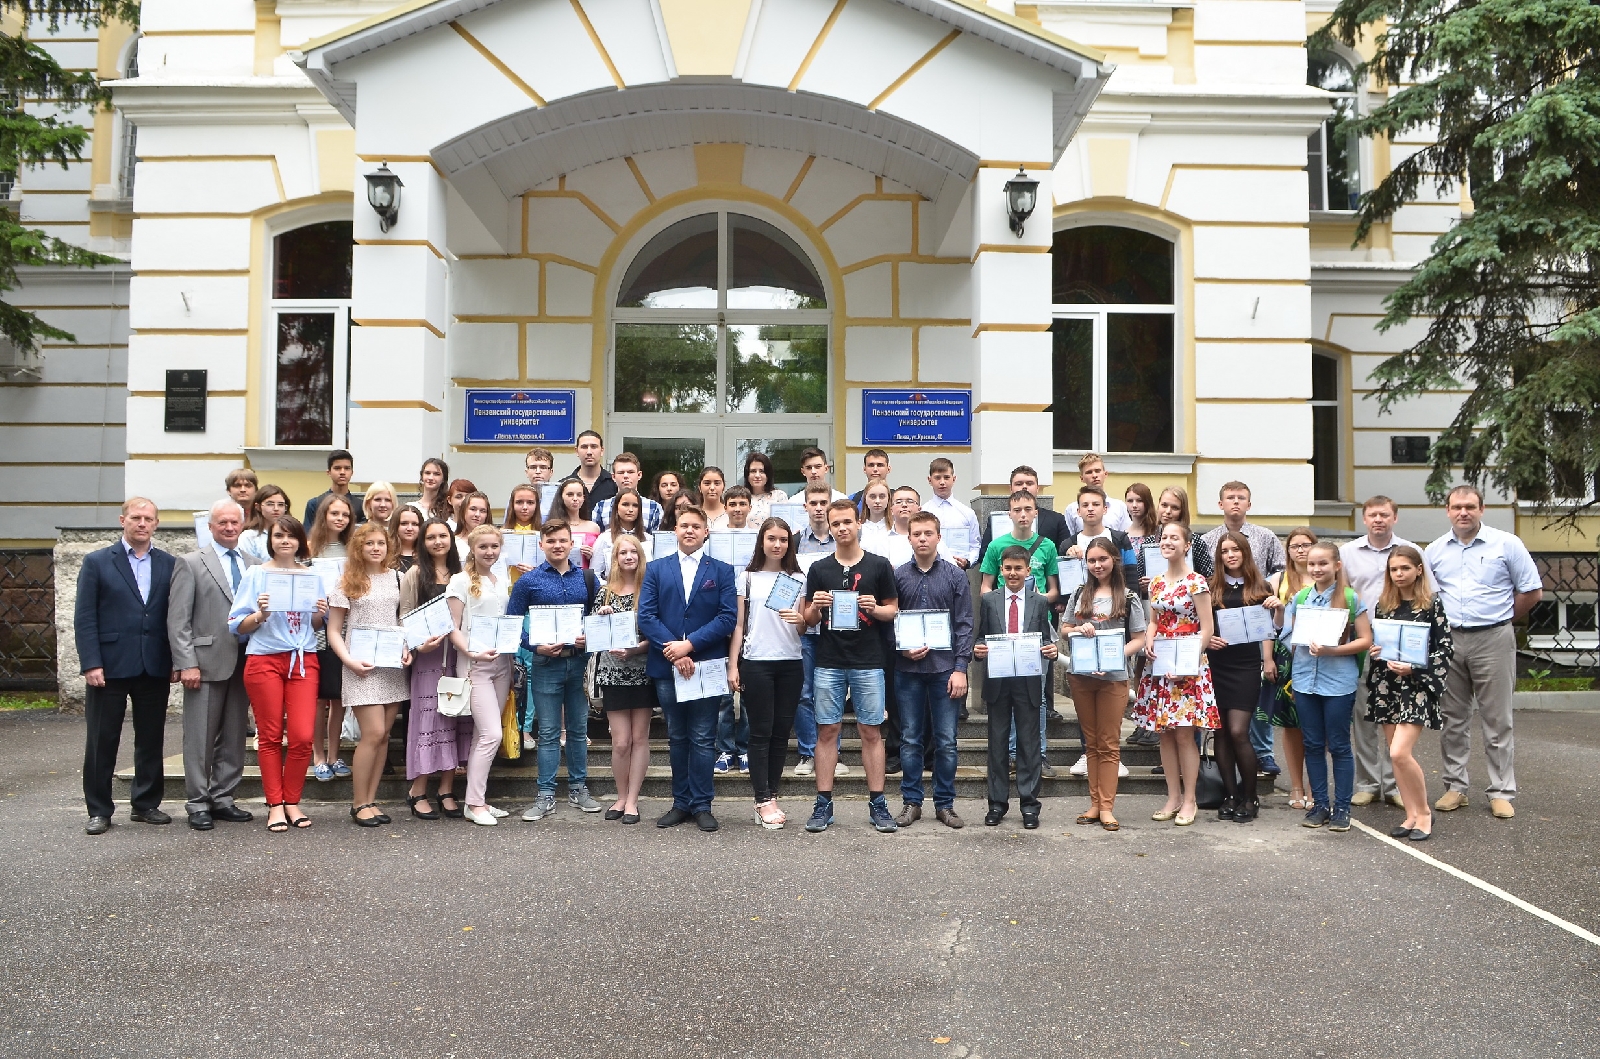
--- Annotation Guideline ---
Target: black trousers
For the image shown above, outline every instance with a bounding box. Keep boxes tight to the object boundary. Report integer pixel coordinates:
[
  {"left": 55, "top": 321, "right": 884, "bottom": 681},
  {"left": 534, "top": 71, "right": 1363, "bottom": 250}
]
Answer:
[
  {"left": 987, "top": 680, "right": 1041, "bottom": 813},
  {"left": 740, "top": 658, "right": 803, "bottom": 802},
  {"left": 83, "top": 674, "right": 170, "bottom": 818}
]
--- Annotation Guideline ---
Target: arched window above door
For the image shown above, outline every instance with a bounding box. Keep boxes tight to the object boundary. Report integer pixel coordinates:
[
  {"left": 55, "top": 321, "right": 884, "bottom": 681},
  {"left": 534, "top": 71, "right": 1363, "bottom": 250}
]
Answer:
[{"left": 617, "top": 212, "right": 826, "bottom": 310}]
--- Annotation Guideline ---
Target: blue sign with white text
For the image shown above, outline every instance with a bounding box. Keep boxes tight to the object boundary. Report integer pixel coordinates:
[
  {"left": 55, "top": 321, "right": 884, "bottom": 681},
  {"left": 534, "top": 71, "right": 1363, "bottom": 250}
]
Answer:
[
  {"left": 463, "top": 389, "right": 577, "bottom": 445},
  {"left": 861, "top": 389, "right": 972, "bottom": 447}
]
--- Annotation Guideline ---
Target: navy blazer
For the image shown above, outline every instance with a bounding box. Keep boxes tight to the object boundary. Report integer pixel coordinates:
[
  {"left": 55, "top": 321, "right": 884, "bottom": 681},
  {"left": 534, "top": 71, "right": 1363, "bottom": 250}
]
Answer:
[
  {"left": 75, "top": 541, "right": 175, "bottom": 680},
  {"left": 636, "top": 551, "right": 738, "bottom": 681}
]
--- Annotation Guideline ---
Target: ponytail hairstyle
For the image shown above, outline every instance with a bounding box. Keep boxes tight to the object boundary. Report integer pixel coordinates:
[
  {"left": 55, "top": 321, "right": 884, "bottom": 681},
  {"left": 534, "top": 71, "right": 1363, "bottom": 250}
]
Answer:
[
  {"left": 1209, "top": 530, "right": 1270, "bottom": 606},
  {"left": 338, "top": 522, "right": 394, "bottom": 600},
  {"left": 1378, "top": 543, "right": 1435, "bottom": 615},
  {"left": 465, "top": 524, "right": 503, "bottom": 598},
  {"left": 1075, "top": 536, "right": 1129, "bottom": 622}
]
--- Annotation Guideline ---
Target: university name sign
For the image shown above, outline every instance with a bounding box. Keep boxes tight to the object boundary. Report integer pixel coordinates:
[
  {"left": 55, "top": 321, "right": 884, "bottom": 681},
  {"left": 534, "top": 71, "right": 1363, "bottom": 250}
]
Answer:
[
  {"left": 861, "top": 389, "right": 972, "bottom": 447},
  {"left": 462, "top": 389, "right": 577, "bottom": 445}
]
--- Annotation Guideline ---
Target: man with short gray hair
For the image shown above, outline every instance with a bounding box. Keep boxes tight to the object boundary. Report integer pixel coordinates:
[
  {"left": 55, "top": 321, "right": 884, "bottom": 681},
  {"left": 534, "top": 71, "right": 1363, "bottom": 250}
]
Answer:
[{"left": 168, "top": 498, "right": 260, "bottom": 830}]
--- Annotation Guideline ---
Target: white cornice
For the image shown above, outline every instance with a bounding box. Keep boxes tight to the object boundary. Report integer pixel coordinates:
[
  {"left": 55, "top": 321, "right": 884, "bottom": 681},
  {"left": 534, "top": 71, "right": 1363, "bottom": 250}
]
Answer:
[
  {"left": 1310, "top": 261, "right": 1420, "bottom": 295},
  {"left": 109, "top": 78, "right": 330, "bottom": 126},
  {"left": 1093, "top": 82, "right": 1335, "bottom": 132}
]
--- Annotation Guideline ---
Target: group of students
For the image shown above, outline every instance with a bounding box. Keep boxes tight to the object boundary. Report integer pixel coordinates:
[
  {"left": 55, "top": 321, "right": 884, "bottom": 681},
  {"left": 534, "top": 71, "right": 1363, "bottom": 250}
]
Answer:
[{"left": 76, "top": 434, "right": 1540, "bottom": 840}]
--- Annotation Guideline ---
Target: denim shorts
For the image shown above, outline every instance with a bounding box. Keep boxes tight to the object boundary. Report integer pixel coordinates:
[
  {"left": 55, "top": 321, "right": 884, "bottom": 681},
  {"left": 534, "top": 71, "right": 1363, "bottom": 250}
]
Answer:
[{"left": 812, "top": 667, "right": 886, "bottom": 727}]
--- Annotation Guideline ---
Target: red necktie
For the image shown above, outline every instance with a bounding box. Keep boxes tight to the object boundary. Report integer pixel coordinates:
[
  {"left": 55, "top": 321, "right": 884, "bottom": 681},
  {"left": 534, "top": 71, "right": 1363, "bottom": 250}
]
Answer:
[{"left": 1008, "top": 594, "right": 1019, "bottom": 634}]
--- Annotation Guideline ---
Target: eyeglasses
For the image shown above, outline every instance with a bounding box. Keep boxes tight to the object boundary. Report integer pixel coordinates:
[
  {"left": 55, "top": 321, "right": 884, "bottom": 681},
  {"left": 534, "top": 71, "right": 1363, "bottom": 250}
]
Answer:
[{"left": 1289, "top": 542, "right": 1314, "bottom": 550}]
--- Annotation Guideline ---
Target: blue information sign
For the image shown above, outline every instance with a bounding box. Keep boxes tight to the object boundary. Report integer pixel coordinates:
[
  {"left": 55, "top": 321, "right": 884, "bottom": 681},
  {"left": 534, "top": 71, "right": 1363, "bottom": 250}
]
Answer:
[
  {"left": 860, "top": 389, "right": 972, "bottom": 446},
  {"left": 462, "top": 389, "right": 577, "bottom": 445}
]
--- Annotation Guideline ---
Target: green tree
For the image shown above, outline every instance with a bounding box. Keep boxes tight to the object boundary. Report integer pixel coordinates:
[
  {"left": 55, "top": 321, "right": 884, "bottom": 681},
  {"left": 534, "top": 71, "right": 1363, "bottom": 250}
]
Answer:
[
  {"left": 1, "top": 1, "right": 137, "bottom": 354},
  {"left": 1315, "top": 0, "right": 1600, "bottom": 514}
]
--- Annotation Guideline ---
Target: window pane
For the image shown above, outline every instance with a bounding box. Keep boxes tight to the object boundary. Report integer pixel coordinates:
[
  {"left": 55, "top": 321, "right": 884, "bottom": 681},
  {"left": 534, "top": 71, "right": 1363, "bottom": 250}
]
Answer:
[
  {"left": 1050, "top": 318, "right": 1092, "bottom": 450},
  {"left": 1327, "top": 105, "right": 1359, "bottom": 210},
  {"left": 731, "top": 437, "right": 821, "bottom": 497},
  {"left": 614, "top": 323, "right": 718, "bottom": 413},
  {"left": 1052, "top": 226, "right": 1173, "bottom": 305},
  {"left": 1312, "top": 404, "right": 1341, "bottom": 500},
  {"left": 725, "top": 323, "right": 827, "bottom": 414},
  {"left": 623, "top": 436, "right": 708, "bottom": 493},
  {"left": 617, "top": 214, "right": 718, "bottom": 308},
  {"left": 1106, "top": 313, "right": 1173, "bottom": 452},
  {"left": 1311, "top": 352, "right": 1339, "bottom": 401},
  {"left": 1308, "top": 51, "right": 1356, "bottom": 93},
  {"left": 275, "top": 312, "right": 334, "bottom": 445},
  {"left": 273, "top": 221, "right": 352, "bottom": 300},
  {"left": 1307, "top": 129, "right": 1326, "bottom": 211},
  {"left": 729, "top": 214, "right": 826, "bottom": 309}
]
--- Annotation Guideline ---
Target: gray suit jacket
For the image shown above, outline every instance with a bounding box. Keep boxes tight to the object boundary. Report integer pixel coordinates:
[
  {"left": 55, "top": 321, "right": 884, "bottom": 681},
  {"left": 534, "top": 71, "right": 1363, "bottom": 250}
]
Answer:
[
  {"left": 168, "top": 545, "right": 260, "bottom": 681},
  {"left": 978, "top": 585, "right": 1056, "bottom": 705}
]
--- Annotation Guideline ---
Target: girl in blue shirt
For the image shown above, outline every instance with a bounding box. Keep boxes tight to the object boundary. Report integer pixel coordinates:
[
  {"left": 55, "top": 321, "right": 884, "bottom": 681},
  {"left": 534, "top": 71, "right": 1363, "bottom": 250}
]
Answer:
[{"left": 1277, "top": 541, "right": 1372, "bottom": 831}]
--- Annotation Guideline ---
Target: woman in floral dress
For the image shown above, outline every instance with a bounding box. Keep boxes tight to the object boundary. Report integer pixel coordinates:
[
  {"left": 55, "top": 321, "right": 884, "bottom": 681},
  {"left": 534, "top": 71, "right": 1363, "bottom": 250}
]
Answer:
[{"left": 1136, "top": 521, "right": 1219, "bottom": 826}]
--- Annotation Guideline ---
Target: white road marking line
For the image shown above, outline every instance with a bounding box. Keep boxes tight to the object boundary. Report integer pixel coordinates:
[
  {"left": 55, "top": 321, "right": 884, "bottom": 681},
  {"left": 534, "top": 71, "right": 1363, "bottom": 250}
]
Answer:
[{"left": 1352, "top": 819, "right": 1600, "bottom": 948}]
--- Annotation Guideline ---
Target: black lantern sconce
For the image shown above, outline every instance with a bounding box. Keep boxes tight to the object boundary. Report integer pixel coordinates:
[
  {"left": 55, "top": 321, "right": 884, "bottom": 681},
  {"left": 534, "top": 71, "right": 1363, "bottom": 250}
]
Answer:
[
  {"left": 1003, "top": 165, "right": 1039, "bottom": 238},
  {"left": 364, "top": 162, "right": 404, "bottom": 232}
]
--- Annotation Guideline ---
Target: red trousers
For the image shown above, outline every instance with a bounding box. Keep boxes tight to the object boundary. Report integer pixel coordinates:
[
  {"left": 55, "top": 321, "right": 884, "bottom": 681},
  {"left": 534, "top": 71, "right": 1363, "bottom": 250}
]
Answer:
[{"left": 243, "top": 653, "right": 319, "bottom": 806}]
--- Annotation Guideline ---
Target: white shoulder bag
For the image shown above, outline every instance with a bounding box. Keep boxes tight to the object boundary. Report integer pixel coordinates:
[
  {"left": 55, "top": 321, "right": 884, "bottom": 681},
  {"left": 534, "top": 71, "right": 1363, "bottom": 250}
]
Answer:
[{"left": 436, "top": 592, "right": 471, "bottom": 717}]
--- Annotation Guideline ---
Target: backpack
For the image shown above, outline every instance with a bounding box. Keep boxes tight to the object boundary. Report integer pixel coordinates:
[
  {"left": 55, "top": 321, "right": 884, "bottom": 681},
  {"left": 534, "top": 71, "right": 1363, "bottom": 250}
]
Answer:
[{"left": 1293, "top": 584, "right": 1366, "bottom": 674}]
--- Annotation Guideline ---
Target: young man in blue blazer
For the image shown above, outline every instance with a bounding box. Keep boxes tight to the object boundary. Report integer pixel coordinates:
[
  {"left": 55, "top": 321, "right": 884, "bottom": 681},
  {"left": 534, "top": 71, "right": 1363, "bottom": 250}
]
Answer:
[
  {"left": 637, "top": 505, "right": 738, "bottom": 832},
  {"left": 74, "top": 498, "right": 178, "bottom": 835}
]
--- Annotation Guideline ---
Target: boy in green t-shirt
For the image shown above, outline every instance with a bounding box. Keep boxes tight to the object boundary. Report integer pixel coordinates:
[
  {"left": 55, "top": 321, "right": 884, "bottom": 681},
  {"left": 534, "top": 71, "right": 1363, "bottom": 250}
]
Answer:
[{"left": 980, "top": 491, "right": 1060, "bottom": 603}]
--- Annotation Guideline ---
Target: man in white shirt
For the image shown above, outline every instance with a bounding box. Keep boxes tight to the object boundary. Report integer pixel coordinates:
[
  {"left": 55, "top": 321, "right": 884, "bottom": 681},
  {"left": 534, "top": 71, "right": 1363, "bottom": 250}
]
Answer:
[
  {"left": 1424, "top": 485, "right": 1542, "bottom": 819},
  {"left": 923, "top": 458, "right": 981, "bottom": 568},
  {"left": 1063, "top": 453, "right": 1131, "bottom": 535},
  {"left": 799, "top": 446, "right": 850, "bottom": 503},
  {"left": 1339, "top": 496, "right": 1413, "bottom": 807}
]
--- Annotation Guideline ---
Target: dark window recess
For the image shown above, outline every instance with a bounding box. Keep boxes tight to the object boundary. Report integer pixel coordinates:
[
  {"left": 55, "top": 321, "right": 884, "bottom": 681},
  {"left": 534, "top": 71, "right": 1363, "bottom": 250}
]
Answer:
[
  {"left": 1312, "top": 405, "right": 1341, "bottom": 500},
  {"left": 275, "top": 312, "right": 335, "bottom": 445},
  {"left": 273, "top": 221, "right": 353, "bottom": 300},
  {"left": 729, "top": 214, "right": 825, "bottom": 307},
  {"left": 1049, "top": 318, "right": 1092, "bottom": 450},
  {"left": 616, "top": 214, "right": 718, "bottom": 307},
  {"left": 1390, "top": 435, "right": 1432, "bottom": 464},
  {"left": 1106, "top": 314, "right": 1173, "bottom": 453},
  {"left": 1312, "top": 352, "right": 1339, "bottom": 402},
  {"left": 1052, "top": 226, "right": 1173, "bottom": 305}
]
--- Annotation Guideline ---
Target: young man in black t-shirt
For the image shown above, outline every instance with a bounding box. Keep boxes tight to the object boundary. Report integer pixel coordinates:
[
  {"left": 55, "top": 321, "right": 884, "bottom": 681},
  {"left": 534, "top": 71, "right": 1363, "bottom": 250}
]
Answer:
[{"left": 801, "top": 500, "right": 900, "bottom": 833}]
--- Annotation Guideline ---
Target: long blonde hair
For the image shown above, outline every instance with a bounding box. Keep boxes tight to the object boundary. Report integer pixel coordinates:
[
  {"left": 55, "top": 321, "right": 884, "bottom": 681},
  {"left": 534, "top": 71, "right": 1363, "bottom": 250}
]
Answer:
[
  {"left": 338, "top": 523, "right": 394, "bottom": 600},
  {"left": 1305, "top": 540, "right": 1351, "bottom": 602},
  {"left": 1378, "top": 543, "right": 1435, "bottom": 615},
  {"left": 605, "top": 535, "right": 645, "bottom": 598},
  {"left": 465, "top": 524, "right": 503, "bottom": 598}
]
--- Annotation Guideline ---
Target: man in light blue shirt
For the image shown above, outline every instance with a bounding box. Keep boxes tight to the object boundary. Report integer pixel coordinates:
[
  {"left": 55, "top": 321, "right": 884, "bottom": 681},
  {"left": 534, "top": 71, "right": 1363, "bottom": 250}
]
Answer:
[{"left": 1423, "top": 485, "right": 1542, "bottom": 819}]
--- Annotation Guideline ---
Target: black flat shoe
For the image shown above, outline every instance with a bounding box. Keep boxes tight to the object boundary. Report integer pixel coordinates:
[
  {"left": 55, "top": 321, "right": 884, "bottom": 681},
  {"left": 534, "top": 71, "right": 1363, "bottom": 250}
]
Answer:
[
  {"left": 85, "top": 815, "right": 111, "bottom": 836},
  {"left": 1389, "top": 824, "right": 1413, "bottom": 838},
  {"left": 604, "top": 808, "right": 624, "bottom": 821},
  {"left": 1022, "top": 813, "right": 1040, "bottom": 830},
  {"left": 1217, "top": 798, "right": 1236, "bottom": 821},
  {"left": 129, "top": 807, "right": 171, "bottom": 825},
  {"left": 1233, "top": 799, "right": 1259, "bottom": 823},
  {"left": 657, "top": 807, "right": 691, "bottom": 828},
  {"left": 373, "top": 809, "right": 392, "bottom": 825},
  {"left": 984, "top": 807, "right": 1007, "bottom": 827},
  {"left": 187, "top": 811, "right": 214, "bottom": 831},
  {"left": 621, "top": 813, "right": 640, "bottom": 824},
  {"left": 407, "top": 794, "right": 440, "bottom": 820},
  {"left": 1409, "top": 828, "right": 1432, "bottom": 842},
  {"left": 694, "top": 810, "right": 720, "bottom": 832}
]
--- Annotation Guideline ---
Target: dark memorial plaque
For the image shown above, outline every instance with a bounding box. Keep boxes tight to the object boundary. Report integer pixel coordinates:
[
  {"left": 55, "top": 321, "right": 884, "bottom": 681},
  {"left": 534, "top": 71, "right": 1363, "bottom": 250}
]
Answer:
[{"left": 164, "top": 369, "right": 207, "bottom": 432}]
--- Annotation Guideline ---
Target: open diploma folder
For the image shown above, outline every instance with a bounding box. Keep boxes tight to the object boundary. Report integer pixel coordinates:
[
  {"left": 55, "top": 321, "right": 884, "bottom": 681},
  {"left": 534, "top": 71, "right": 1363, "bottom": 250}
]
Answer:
[
  {"left": 348, "top": 626, "right": 406, "bottom": 668},
  {"left": 1069, "top": 629, "right": 1127, "bottom": 674},
  {"left": 1150, "top": 635, "right": 1203, "bottom": 677},
  {"left": 1057, "top": 557, "right": 1087, "bottom": 595},
  {"left": 264, "top": 570, "right": 320, "bottom": 613},
  {"left": 895, "top": 610, "right": 952, "bottom": 652},
  {"left": 500, "top": 533, "right": 543, "bottom": 569},
  {"left": 1215, "top": 605, "right": 1277, "bottom": 644},
  {"left": 469, "top": 614, "right": 526, "bottom": 655},
  {"left": 400, "top": 597, "right": 455, "bottom": 648},
  {"left": 526, "top": 605, "right": 584, "bottom": 646},
  {"left": 1289, "top": 606, "right": 1350, "bottom": 648},
  {"left": 769, "top": 503, "right": 806, "bottom": 530},
  {"left": 583, "top": 611, "right": 639, "bottom": 653},
  {"left": 943, "top": 524, "right": 970, "bottom": 555},
  {"left": 764, "top": 573, "right": 804, "bottom": 613},
  {"left": 1372, "top": 619, "right": 1431, "bottom": 666},
  {"left": 707, "top": 530, "right": 758, "bottom": 567},
  {"left": 986, "top": 633, "right": 1043, "bottom": 679},
  {"left": 673, "top": 658, "right": 730, "bottom": 701}
]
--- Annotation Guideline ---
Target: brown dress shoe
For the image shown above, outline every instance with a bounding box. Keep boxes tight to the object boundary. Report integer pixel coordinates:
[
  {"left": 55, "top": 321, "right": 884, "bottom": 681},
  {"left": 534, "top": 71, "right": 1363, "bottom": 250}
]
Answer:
[
  {"left": 935, "top": 807, "right": 964, "bottom": 829},
  {"left": 1434, "top": 790, "right": 1468, "bottom": 812},
  {"left": 895, "top": 803, "right": 921, "bottom": 827},
  {"left": 1489, "top": 798, "right": 1515, "bottom": 819}
]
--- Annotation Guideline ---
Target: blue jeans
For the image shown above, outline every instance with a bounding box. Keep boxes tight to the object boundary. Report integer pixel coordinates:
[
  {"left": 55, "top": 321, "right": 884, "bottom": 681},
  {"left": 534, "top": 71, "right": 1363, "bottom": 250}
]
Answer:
[
  {"left": 654, "top": 677, "right": 720, "bottom": 813},
  {"left": 1298, "top": 691, "right": 1356, "bottom": 814},
  {"left": 528, "top": 653, "right": 588, "bottom": 796},
  {"left": 794, "top": 635, "right": 818, "bottom": 757},
  {"left": 1251, "top": 681, "right": 1279, "bottom": 770},
  {"left": 896, "top": 670, "right": 960, "bottom": 809},
  {"left": 716, "top": 694, "right": 749, "bottom": 758}
]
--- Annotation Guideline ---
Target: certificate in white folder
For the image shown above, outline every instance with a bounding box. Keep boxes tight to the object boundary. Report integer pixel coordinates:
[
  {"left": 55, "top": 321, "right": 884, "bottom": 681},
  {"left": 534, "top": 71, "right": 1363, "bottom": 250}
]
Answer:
[
  {"left": 1151, "top": 635, "right": 1203, "bottom": 677},
  {"left": 673, "top": 658, "right": 730, "bottom": 701},
  {"left": 264, "top": 571, "right": 320, "bottom": 613},
  {"left": 1290, "top": 606, "right": 1349, "bottom": 648}
]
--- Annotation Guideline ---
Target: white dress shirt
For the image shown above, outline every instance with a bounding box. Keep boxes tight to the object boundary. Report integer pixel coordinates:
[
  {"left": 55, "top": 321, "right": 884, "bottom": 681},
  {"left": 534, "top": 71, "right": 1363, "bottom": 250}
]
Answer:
[
  {"left": 211, "top": 540, "right": 245, "bottom": 598},
  {"left": 678, "top": 548, "right": 703, "bottom": 604},
  {"left": 1005, "top": 589, "right": 1027, "bottom": 633},
  {"left": 924, "top": 493, "right": 982, "bottom": 563}
]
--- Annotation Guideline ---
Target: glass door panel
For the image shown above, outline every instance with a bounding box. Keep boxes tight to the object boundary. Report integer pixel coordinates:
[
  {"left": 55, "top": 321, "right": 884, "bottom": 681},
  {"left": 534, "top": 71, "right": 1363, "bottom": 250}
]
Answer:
[
  {"left": 725, "top": 434, "right": 823, "bottom": 497},
  {"left": 1049, "top": 317, "right": 1093, "bottom": 451},
  {"left": 614, "top": 323, "right": 719, "bottom": 413},
  {"left": 724, "top": 323, "right": 828, "bottom": 414},
  {"left": 275, "top": 311, "right": 336, "bottom": 445},
  {"left": 622, "top": 433, "right": 714, "bottom": 495}
]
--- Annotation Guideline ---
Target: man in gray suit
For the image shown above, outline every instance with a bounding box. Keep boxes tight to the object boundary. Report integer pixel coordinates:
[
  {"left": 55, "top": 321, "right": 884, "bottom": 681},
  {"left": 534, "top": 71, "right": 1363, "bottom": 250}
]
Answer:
[
  {"left": 168, "top": 498, "right": 260, "bottom": 830},
  {"left": 973, "top": 545, "right": 1059, "bottom": 829}
]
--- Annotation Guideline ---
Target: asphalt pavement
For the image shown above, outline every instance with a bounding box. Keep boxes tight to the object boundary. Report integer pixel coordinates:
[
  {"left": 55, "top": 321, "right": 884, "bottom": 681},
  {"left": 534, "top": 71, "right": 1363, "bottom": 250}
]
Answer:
[{"left": 1, "top": 708, "right": 1597, "bottom": 1059}]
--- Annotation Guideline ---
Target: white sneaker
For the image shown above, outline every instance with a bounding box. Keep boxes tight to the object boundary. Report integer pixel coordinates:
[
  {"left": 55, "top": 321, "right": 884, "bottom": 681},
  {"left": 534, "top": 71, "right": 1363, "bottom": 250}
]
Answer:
[
  {"left": 794, "top": 757, "right": 815, "bottom": 777},
  {"left": 464, "top": 805, "right": 498, "bottom": 826},
  {"left": 487, "top": 805, "right": 508, "bottom": 818},
  {"left": 835, "top": 761, "right": 850, "bottom": 776},
  {"left": 1117, "top": 762, "right": 1129, "bottom": 778},
  {"left": 1069, "top": 755, "right": 1089, "bottom": 777}
]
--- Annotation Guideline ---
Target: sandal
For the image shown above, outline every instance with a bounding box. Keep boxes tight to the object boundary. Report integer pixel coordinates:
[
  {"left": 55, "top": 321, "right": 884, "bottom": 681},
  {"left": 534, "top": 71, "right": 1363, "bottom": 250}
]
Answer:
[
  {"left": 284, "top": 804, "right": 311, "bottom": 828},
  {"left": 265, "top": 803, "right": 288, "bottom": 832},
  {"left": 1289, "top": 792, "right": 1310, "bottom": 810}
]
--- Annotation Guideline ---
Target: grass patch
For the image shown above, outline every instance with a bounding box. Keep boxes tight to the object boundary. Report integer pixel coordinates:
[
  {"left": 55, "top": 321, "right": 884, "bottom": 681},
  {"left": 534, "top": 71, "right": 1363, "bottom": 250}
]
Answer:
[
  {"left": 0, "top": 692, "right": 57, "bottom": 711},
  {"left": 1516, "top": 677, "right": 1595, "bottom": 693}
]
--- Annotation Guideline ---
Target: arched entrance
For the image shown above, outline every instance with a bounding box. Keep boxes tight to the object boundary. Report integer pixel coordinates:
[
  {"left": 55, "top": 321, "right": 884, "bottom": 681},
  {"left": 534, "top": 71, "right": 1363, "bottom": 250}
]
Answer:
[{"left": 607, "top": 208, "right": 831, "bottom": 493}]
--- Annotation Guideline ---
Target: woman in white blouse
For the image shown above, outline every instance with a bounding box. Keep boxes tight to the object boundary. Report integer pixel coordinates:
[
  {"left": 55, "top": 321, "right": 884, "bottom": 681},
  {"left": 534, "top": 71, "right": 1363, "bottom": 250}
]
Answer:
[{"left": 445, "top": 524, "right": 513, "bottom": 826}]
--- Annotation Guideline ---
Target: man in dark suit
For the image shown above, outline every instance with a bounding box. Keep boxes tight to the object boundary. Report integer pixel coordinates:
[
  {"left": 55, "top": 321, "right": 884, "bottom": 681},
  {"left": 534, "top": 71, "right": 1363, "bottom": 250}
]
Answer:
[
  {"left": 637, "top": 505, "right": 737, "bottom": 832},
  {"left": 974, "top": 545, "right": 1059, "bottom": 829},
  {"left": 168, "top": 498, "right": 260, "bottom": 830},
  {"left": 75, "top": 497, "right": 178, "bottom": 835}
]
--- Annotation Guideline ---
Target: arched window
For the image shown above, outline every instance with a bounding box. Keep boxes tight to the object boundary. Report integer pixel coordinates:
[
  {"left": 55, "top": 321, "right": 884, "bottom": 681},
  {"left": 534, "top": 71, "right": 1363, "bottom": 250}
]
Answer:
[
  {"left": 269, "top": 220, "right": 352, "bottom": 447},
  {"left": 1308, "top": 51, "right": 1361, "bottom": 212},
  {"left": 1050, "top": 225, "right": 1176, "bottom": 454},
  {"left": 610, "top": 210, "right": 829, "bottom": 490}
]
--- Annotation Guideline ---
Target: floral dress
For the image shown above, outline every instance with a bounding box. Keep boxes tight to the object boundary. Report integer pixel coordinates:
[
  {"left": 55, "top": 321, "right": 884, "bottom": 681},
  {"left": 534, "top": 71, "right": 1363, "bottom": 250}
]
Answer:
[
  {"left": 1364, "top": 596, "right": 1453, "bottom": 729},
  {"left": 1135, "top": 571, "right": 1220, "bottom": 730}
]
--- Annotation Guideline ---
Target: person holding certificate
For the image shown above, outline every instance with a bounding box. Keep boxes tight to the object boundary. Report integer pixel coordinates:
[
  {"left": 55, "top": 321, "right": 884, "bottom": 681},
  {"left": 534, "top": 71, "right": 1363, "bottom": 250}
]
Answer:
[
  {"left": 1276, "top": 541, "right": 1373, "bottom": 832},
  {"left": 229, "top": 515, "right": 326, "bottom": 831},
  {"left": 505, "top": 519, "right": 603, "bottom": 822},
  {"left": 326, "top": 523, "right": 412, "bottom": 828},
  {"left": 307, "top": 494, "right": 354, "bottom": 785},
  {"left": 1206, "top": 533, "right": 1282, "bottom": 823},
  {"left": 594, "top": 536, "right": 656, "bottom": 824},
  {"left": 1365, "top": 545, "right": 1453, "bottom": 840},
  {"left": 1134, "top": 522, "right": 1219, "bottom": 827},
  {"left": 974, "top": 546, "right": 1058, "bottom": 829},
  {"left": 441, "top": 524, "right": 516, "bottom": 826},
  {"left": 593, "top": 489, "right": 653, "bottom": 582},
  {"left": 727, "top": 518, "right": 807, "bottom": 829},
  {"left": 891, "top": 512, "right": 973, "bottom": 829},
  {"left": 1063, "top": 538, "right": 1147, "bottom": 831},
  {"left": 740, "top": 451, "right": 788, "bottom": 525},
  {"left": 637, "top": 505, "right": 739, "bottom": 833},
  {"left": 399, "top": 518, "right": 465, "bottom": 820}
]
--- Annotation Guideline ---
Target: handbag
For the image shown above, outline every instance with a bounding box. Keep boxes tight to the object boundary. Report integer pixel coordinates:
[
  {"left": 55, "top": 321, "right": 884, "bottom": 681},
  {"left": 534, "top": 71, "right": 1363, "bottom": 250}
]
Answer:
[
  {"left": 436, "top": 646, "right": 471, "bottom": 718},
  {"left": 1195, "top": 729, "right": 1226, "bottom": 809}
]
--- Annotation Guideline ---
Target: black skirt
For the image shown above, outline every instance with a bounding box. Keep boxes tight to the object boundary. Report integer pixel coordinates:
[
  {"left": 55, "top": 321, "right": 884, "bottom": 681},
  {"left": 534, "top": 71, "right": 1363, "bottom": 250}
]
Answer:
[
  {"left": 600, "top": 682, "right": 658, "bottom": 712},
  {"left": 316, "top": 647, "right": 343, "bottom": 700}
]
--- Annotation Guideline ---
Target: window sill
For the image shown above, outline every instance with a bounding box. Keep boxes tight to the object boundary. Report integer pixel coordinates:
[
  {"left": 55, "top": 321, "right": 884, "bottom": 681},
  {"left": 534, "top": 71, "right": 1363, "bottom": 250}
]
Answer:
[
  {"left": 243, "top": 445, "right": 339, "bottom": 472},
  {"left": 1054, "top": 451, "right": 1196, "bottom": 476}
]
